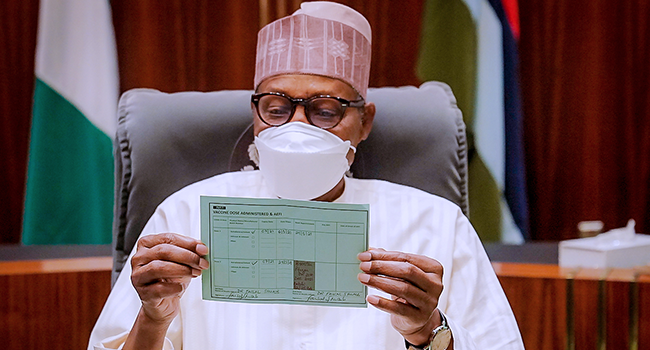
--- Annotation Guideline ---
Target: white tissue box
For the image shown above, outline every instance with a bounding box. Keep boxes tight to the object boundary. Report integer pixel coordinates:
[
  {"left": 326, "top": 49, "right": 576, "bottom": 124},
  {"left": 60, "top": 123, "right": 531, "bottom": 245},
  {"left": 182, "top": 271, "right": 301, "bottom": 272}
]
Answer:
[{"left": 559, "top": 234, "right": 650, "bottom": 268}]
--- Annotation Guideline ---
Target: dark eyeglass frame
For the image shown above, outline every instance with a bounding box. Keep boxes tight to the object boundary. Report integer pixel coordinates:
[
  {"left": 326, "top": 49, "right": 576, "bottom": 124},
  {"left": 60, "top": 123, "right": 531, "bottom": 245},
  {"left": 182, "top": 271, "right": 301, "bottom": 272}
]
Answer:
[{"left": 251, "top": 92, "right": 365, "bottom": 129}]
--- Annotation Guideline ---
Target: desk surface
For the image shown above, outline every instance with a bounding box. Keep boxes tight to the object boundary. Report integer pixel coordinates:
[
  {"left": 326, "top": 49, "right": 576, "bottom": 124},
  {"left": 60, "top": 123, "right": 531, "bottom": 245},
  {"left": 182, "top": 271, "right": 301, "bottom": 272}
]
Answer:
[
  {"left": 0, "top": 243, "right": 111, "bottom": 261},
  {"left": 0, "top": 242, "right": 561, "bottom": 263},
  {"left": 0, "top": 256, "right": 112, "bottom": 275}
]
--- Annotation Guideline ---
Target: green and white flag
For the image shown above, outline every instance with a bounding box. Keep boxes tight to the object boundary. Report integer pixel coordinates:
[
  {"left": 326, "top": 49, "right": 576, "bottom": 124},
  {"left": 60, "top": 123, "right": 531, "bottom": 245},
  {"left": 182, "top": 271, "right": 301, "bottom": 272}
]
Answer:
[
  {"left": 23, "top": 0, "right": 118, "bottom": 244},
  {"left": 417, "top": 0, "right": 525, "bottom": 243}
]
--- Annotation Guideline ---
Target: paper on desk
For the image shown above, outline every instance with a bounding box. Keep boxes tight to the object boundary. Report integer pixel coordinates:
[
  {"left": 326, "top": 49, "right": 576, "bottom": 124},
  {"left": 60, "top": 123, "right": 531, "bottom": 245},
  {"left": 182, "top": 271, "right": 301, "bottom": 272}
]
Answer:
[{"left": 200, "top": 196, "right": 369, "bottom": 307}]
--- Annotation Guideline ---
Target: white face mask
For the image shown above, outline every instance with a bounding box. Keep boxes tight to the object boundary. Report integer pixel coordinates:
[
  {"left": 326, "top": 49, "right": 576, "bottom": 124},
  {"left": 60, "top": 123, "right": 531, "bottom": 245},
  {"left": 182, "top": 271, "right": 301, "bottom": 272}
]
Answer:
[{"left": 254, "top": 122, "right": 356, "bottom": 200}]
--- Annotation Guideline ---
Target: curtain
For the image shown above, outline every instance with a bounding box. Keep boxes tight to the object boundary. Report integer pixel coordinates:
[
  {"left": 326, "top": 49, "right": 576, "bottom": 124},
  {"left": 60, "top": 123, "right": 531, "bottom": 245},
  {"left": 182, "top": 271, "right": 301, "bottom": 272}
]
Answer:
[
  {"left": 520, "top": 0, "right": 650, "bottom": 240},
  {"left": 0, "top": 0, "right": 39, "bottom": 243}
]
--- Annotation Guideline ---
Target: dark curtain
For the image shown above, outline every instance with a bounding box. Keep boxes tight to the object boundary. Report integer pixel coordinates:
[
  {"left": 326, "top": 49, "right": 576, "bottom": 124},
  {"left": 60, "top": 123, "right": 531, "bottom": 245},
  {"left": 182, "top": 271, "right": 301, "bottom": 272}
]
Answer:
[
  {"left": 520, "top": 0, "right": 650, "bottom": 240},
  {"left": 0, "top": 0, "right": 39, "bottom": 244},
  {"left": 111, "top": 0, "right": 424, "bottom": 93},
  {"left": 1, "top": 0, "right": 648, "bottom": 244},
  {"left": 112, "top": 0, "right": 259, "bottom": 93}
]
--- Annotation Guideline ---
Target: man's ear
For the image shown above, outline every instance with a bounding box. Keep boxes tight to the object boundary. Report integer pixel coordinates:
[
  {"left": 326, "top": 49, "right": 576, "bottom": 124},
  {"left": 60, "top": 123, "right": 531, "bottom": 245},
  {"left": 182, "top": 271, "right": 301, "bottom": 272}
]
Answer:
[{"left": 359, "top": 102, "right": 375, "bottom": 141}]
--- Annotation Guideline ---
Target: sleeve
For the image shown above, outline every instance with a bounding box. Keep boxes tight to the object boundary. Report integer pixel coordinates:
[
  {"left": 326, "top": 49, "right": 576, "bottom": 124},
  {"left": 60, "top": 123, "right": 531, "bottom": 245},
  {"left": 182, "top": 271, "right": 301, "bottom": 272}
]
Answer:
[
  {"left": 439, "top": 210, "right": 525, "bottom": 350},
  {"left": 444, "top": 316, "right": 478, "bottom": 349},
  {"left": 87, "top": 206, "right": 185, "bottom": 350},
  {"left": 92, "top": 332, "right": 175, "bottom": 350}
]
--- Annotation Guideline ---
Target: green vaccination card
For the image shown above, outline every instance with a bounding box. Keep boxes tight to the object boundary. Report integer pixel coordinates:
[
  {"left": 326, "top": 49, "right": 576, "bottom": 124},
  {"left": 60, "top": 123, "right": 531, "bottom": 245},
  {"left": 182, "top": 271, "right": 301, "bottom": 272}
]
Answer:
[{"left": 200, "top": 196, "right": 369, "bottom": 307}]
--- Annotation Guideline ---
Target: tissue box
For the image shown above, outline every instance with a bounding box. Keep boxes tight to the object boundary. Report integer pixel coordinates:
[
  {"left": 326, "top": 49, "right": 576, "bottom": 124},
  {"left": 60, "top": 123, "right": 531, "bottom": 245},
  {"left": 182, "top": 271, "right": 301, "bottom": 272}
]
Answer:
[{"left": 559, "top": 234, "right": 650, "bottom": 268}]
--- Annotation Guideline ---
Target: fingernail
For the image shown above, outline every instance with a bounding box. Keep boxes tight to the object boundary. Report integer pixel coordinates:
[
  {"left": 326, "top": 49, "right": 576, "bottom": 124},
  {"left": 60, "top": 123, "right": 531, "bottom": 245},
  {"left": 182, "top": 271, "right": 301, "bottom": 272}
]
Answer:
[
  {"left": 357, "top": 252, "right": 371, "bottom": 261},
  {"left": 199, "top": 259, "right": 209, "bottom": 269},
  {"left": 367, "top": 295, "right": 380, "bottom": 305},
  {"left": 196, "top": 244, "right": 209, "bottom": 256},
  {"left": 358, "top": 273, "right": 370, "bottom": 283},
  {"left": 192, "top": 268, "right": 201, "bottom": 277},
  {"left": 359, "top": 261, "right": 371, "bottom": 271}
]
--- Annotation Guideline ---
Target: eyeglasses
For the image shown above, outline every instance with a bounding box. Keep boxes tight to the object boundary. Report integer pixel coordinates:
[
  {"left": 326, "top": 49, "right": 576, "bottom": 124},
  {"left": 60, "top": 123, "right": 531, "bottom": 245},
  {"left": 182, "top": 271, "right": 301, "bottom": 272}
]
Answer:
[{"left": 251, "top": 92, "right": 365, "bottom": 129}]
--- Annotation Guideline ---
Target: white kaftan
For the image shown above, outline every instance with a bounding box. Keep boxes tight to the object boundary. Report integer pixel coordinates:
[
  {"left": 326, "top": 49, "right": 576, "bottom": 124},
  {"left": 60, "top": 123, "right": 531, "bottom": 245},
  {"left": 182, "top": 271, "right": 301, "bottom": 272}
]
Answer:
[{"left": 89, "top": 171, "right": 524, "bottom": 350}]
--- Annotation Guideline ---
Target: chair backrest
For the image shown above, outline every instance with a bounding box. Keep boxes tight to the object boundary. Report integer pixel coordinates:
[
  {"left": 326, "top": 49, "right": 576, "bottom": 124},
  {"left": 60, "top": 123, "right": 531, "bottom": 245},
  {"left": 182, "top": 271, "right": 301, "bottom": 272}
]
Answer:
[{"left": 112, "top": 81, "right": 468, "bottom": 282}]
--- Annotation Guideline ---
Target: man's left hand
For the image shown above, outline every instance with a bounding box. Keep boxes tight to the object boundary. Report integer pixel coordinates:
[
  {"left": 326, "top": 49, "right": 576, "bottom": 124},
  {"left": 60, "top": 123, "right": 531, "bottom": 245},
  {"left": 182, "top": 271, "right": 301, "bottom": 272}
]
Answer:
[{"left": 357, "top": 248, "right": 444, "bottom": 346}]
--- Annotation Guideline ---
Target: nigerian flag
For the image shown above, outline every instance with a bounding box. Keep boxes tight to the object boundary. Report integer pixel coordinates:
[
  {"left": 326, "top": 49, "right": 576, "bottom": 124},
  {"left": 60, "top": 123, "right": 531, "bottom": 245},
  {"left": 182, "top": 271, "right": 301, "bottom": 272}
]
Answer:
[
  {"left": 23, "top": 0, "right": 118, "bottom": 244},
  {"left": 418, "top": 0, "right": 528, "bottom": 243}
]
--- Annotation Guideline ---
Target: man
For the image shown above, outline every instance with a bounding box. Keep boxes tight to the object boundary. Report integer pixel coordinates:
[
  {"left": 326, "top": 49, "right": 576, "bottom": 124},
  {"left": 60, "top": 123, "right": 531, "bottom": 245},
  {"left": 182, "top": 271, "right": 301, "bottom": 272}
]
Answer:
[{"left": 90, "top": 2, "right": 524, "bottom": 349}]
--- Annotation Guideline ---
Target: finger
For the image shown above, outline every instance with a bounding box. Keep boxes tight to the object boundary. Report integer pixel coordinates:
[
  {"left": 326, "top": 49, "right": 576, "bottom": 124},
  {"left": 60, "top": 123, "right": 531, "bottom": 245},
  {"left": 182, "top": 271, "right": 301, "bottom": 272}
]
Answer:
[
  {"left": 135, "top": 242, "right": 209, "bottom": 271},
  {"left": 132, "top": 260, "right": 199, "bottom": 287},
  {"left": 137, "top": 278, "right": 187, "bottom": 301},
  {"left": 358, "top": 272, "right": 435, "bottom": 311},
  {"left": 138, "top": 232, "right": 208, "bottom": 257},
  {"left": 359, "top": 260, "right": 442, "bottom": 293},
  {"left": 365, "top": 250, "right": 443, "bottom": 276},
  {"left": 196, "top": 242, "right": 209, "bottom": 256},
  {"left": 359, "top": 259, "right": 440, "bottom": 293},
  {"left": 367, "top": 294, "right": 422, "bottom": 320},
  {"left": 134, "top": 233, "right": 209, "bottom": 271},
  {"left": 358, "top": 247, "right": 386, "bottom": 261}
]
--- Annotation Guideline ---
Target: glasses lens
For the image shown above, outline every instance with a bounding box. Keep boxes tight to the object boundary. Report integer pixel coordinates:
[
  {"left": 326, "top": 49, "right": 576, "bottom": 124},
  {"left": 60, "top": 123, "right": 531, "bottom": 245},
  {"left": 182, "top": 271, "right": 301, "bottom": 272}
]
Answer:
[
  {"left": 307, "top": 98, "right": 344, "bottom": 129},
  {"left": 258, "top": 95, "right": 292, "bottom": 125}
]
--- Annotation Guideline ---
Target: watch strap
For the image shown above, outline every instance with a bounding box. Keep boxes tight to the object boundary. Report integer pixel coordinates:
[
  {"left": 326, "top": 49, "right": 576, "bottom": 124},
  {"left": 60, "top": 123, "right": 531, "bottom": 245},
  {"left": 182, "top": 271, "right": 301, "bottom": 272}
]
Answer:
[{"left": 405, "top": 310, "right": 451, "bottom": 350}]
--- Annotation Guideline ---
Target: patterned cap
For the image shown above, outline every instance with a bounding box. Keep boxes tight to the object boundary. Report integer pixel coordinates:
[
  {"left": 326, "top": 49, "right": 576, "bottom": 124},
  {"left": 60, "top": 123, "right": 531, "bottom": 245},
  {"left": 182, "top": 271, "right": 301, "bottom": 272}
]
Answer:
[{"left": 254, "top": 1, "right": 372, "bottom": 98}]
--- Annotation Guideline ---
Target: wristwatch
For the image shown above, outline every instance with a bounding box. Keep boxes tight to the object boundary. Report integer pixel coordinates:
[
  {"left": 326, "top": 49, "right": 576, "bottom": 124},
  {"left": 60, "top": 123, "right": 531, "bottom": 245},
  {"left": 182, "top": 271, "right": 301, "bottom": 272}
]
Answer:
[{"left": 407, "top": 310, "right": 452, "bottom": 350}]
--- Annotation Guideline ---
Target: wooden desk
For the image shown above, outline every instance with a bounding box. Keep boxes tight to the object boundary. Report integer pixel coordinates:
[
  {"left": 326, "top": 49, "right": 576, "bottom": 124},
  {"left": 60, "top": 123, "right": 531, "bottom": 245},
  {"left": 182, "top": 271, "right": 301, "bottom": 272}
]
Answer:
[
  {"left": 0, "top": 257, "right": 112, "bottom": 350},
  {"left": 495, "top": 262, "right": 650, "bottom": 350},
  {"left": 1, "top": 258, "right": 648, "bottom": 350}
]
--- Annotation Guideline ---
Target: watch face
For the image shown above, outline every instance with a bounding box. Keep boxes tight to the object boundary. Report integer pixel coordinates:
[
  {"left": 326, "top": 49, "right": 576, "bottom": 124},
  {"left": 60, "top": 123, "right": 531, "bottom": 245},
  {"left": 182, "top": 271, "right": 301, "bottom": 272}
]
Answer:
[{"left": 428, "top": 328, "right": 452, "bottom": 350}]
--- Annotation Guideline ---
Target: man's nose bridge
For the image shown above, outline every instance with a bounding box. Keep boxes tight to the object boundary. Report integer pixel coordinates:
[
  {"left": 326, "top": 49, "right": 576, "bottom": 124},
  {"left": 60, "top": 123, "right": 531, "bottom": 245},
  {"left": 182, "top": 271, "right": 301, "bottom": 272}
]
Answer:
[{"left": 292, "top": 103, "right": 310, "bottom": 123}]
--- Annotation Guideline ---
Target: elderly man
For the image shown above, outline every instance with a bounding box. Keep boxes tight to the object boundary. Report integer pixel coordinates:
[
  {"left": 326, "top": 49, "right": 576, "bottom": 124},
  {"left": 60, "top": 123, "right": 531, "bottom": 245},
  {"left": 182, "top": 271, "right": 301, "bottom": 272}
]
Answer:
[{"left": 89, "top": 2, "right": 524, "bottom": 350}]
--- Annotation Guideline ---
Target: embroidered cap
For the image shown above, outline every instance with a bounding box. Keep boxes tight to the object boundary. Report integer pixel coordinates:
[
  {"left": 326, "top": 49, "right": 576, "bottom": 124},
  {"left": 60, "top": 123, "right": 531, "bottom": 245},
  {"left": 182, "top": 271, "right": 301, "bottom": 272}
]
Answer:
[{"left": 254, "top": 1, "right": 372, "bottom": 98}]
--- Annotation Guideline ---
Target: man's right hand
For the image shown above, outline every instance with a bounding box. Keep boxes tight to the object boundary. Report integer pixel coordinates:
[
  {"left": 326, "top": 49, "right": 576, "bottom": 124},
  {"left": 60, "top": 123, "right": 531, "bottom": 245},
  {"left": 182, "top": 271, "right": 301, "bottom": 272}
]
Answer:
[{"left": 130, "top": 233, "right": 209, "bottom": 324}]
